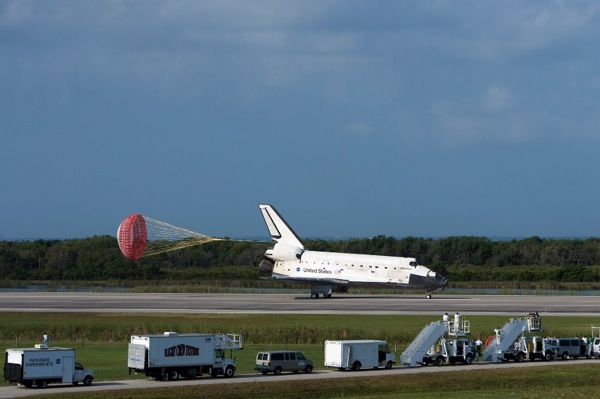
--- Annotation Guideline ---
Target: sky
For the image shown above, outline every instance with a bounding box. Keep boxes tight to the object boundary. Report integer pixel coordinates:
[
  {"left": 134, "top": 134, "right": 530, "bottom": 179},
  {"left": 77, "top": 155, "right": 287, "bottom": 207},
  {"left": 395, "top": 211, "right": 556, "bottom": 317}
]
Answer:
[{"left": 2, "top": 0, "right": 600, "bottom": 240}]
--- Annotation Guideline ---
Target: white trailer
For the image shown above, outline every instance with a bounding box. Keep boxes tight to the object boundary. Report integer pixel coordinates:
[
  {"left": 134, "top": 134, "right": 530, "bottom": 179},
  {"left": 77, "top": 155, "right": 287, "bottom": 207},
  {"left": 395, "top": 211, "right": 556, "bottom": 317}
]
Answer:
[
  {"left": 128, "top": 332, "right": 242, "bottom": 380},
  {"left": 324, "top": 340, "right": 396, "bottom": 371},
  {"left": 4, "top": 346, "right": 94, "bottom": 389}
]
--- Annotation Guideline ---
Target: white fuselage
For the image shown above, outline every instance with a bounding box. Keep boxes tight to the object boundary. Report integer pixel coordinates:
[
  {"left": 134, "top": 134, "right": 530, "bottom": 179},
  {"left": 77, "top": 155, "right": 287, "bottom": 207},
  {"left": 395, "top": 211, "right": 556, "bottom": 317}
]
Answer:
[{"left": 271, "top": 250, "right": 432, "bottom": 286}]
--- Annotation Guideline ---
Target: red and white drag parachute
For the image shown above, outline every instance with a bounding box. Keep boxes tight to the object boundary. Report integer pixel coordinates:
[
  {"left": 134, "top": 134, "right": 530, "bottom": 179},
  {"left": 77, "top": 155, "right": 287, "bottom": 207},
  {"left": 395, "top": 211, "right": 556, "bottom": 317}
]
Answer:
[
  {"left": 117, "top": 214, "right": 219, "bottom": 259},
  {"left": 117, "top": 214, "right": 148, "bottom": 260}
]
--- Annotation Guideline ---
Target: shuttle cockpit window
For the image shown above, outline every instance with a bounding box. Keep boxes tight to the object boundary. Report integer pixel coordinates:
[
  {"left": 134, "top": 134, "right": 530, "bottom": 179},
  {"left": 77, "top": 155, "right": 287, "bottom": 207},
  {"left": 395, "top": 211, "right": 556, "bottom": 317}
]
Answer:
[{"left": 409, "top": 260, "right": 418, "bottom": 267}]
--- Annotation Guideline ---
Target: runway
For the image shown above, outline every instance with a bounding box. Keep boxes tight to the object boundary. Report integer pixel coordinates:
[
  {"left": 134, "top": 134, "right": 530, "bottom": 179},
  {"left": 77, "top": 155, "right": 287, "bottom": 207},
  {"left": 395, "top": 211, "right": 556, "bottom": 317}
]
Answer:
[{"left": 0, "top": 292, "right": 599, "bottom": 315}]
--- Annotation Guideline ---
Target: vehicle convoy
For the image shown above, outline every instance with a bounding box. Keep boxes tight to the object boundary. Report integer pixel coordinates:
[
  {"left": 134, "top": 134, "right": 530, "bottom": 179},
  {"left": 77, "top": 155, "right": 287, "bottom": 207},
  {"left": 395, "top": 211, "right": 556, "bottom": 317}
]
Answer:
[
  {"left": 3, "top": 346, "right": 94, "bottom": 389},
  {"left": 255, "top": 351, "right": 314, "bottom": 375},
  {"left": 128, "top": 332, "right": 243, "bottom": 380},
  {"left": 324, "top": 340, "right": 396, "bottom": 371}
]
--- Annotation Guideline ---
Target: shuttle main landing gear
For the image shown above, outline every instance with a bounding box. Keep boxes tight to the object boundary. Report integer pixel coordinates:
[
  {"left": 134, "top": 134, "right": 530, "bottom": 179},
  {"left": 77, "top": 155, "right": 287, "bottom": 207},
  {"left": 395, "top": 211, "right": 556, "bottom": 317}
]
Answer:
[{"left": 311, "top": 285, "right": 332, "bottom": 299}]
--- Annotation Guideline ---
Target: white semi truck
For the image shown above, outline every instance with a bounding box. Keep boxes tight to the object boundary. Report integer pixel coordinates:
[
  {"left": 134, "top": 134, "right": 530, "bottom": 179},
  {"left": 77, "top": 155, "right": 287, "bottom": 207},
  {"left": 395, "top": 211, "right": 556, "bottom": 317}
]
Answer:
[
  {"left": 324, "top": 340, "right": 396, "bottom": 371},
  {"left": 3, "top": 346, "right": 94, "bottom": 389},
  {"left": 128, "top": 332, "right": 243, "bottom": 380}
]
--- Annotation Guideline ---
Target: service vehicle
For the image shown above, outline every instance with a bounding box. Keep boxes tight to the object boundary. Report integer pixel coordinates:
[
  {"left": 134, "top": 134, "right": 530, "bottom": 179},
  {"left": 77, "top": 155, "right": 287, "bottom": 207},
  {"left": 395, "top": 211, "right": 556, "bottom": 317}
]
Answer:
[
  {"left": 422, "top": 338, "right": 476, "bottom": 366},
  {"left": 128, "top": 332, "right": 242, "bottom": 380},
  {"left": 4, "top": 346, "right": 94, "bottom": 389},
  {"left": 545, "top": 338, "right": 586, "bottom": 360},
  {"left": 324, "top": 340, "right": 395, "bottom": 371},
  {"left": 502, "top": 336, "right": 554, "bottom": 362},
  {"left": 254, "top": 351, "right": 313, "bottom": 375}
]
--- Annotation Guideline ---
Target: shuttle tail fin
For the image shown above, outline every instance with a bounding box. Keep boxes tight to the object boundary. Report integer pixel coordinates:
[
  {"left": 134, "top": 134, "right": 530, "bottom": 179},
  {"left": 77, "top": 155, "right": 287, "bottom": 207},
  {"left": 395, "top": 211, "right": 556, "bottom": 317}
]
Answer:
[{"left": 259, "top": 204, "right": 305, "bottom": 250}]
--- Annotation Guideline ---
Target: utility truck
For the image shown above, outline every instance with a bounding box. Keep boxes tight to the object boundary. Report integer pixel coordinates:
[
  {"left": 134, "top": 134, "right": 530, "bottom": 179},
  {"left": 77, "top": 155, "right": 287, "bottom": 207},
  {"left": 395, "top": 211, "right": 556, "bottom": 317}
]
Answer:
[
  {"left": 422, "top": 338, "right": 476, "bottom": 366},
  {"left": 128, "top": 332, "right": 243, "bottom": 380},
  {"left": 324, "top": 340, "right": 395, "bottom": 371},
  {"left": 4, "top": 346, "right": 94, "bottom": 389},
  {"left": 502, "top": 336, "right": 554, "bottom": 362}
]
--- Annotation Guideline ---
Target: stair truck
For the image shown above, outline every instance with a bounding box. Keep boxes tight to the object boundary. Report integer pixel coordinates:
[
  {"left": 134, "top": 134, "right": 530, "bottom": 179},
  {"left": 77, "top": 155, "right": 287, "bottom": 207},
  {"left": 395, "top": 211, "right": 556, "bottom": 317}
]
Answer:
[
  {"left": 483, "top": 313, "right": 542, "bottom": 363},
  {"left": 401, "top": 314, "right": 471, "bottom": 367},
  {"left": 422, "top": 338, "right": 476, "bottom": 366},
  {"left": 128, "top": 332, "right": 243, "bottom": 380},
  {"left": 4, "top": 346, "right": 94, "bottom": 389},
  {"left": 324, "top": 340, "right": 396, "bottom": 371}
]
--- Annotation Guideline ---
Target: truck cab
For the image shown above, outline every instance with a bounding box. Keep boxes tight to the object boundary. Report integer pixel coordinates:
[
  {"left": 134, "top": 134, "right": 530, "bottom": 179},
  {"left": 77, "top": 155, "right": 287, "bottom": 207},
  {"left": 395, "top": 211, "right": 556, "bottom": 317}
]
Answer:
[{"left": 422, "top": 338, "right": 475, "bottom": 366}]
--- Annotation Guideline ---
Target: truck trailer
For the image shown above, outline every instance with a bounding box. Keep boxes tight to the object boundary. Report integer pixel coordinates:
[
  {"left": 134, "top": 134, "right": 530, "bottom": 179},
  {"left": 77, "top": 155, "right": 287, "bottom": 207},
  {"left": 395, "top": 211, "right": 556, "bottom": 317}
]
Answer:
[
  {"left": 324, "top": 340, "right": 396, "bottom": 371},
  {"left": 128, "top": 332, "right": 243, "bottom": 380},
  {"left": 4, "top": 346, "right": 94, "bottom": 389}
]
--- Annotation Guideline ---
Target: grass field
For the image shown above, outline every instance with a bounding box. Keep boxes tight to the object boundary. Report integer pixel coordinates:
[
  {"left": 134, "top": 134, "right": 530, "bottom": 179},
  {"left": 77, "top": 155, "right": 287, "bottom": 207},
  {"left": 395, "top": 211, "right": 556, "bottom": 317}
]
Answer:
[{"left": 2, "top": 312, "right": 600, "bottom": 397}]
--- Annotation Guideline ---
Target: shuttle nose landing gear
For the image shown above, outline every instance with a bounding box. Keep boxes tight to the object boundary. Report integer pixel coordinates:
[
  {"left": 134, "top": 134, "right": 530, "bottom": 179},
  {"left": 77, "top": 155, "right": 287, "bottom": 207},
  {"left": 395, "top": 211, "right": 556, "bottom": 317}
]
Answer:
[{"left": 311, "top": 285, "right": 333, "bottom": 299}]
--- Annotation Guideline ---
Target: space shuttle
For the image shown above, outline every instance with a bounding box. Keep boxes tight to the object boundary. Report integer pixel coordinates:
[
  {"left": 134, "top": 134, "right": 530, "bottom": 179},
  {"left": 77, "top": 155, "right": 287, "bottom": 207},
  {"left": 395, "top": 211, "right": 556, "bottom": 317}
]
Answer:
[{"left": 258, "top": 204, "right": 448, "bottom": 299}]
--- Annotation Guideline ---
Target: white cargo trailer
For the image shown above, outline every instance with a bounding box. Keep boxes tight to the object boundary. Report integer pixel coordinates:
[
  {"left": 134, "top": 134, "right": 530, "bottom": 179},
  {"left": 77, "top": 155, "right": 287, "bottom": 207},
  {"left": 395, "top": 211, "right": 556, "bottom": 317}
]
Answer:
[
  {"left": 4, "top": 346, "right": 94, "bottom": 389},
  {"left": 324, "top": 340, "right": 396, "bottom": 371},
  {"left": 128, "top": 332, "right": 242, "bottom": 380}
]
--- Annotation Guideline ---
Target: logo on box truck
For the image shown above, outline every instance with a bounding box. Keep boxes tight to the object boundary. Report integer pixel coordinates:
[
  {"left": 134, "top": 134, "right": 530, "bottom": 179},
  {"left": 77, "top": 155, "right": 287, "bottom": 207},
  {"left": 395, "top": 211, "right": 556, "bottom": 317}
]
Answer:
[
  {"left": 26, "top": 357, "right": 53, "bottom": 367},
  {"left": 164, "top": 344, "right": 200, "bottom": 357}
]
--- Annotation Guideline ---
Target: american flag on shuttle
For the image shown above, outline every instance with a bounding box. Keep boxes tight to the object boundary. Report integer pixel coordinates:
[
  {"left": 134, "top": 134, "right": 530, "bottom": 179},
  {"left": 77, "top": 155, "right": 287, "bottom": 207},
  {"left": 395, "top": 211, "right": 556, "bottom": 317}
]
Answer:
[{"left": 334, "top": 269, "right": 342, "bottom": 275}]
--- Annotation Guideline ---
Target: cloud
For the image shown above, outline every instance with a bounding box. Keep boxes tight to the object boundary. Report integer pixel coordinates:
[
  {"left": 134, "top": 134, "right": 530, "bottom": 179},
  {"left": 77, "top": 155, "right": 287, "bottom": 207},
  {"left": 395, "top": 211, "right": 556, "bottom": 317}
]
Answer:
[{"left": 485, "top": 86, "right": 512, "bottom": 113}]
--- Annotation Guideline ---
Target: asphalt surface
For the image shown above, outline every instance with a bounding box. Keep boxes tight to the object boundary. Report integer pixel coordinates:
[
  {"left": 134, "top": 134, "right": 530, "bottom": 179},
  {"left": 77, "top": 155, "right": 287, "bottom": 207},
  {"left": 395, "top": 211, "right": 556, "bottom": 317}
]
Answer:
[
  {"left": 1, "top": 358, "right": 598, "bottom": 398},
  {"left": 0, "top": 292, "right": 599, "bottom": 315}
]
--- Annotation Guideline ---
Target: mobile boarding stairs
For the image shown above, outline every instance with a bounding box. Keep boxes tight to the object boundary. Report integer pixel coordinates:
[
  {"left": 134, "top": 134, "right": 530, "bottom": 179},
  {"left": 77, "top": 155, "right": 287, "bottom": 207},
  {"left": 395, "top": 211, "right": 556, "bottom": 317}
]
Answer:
[
  {"left": 482, "top": 314, "right": 541, "bottom": 362},
  {"left": 401, "top": 317, "right": 470, "bottom": 367}
]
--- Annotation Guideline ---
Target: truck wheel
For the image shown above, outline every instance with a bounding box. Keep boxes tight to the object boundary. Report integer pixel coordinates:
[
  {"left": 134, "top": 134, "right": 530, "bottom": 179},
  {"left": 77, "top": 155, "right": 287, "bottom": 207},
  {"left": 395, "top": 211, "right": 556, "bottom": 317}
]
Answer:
[
  {"left": 274, "top": 366, "right": 282, "bottom": 375},
  {"left": 464, "top": 355, "right": 473, "bottom": 365},
  {"left": 167, "top": 370, "right": 178, "bottom": 381},
  {"left": 305, "top": 365, "right": 313, "bottom": 374},
  {"left": 311, "top": 293, "right": 319, "bottom": 299},
  {"left": 515, "top": 353, "right": 524, "bottom": 363},
  {"left": 435, "top": 357, "right": 444, "bottom": 367},
  {"left": 224, "top": 366, "right": 235, "bottom": 378},
  {"left": 544, "top": 352, "right": 553, "bottom": 361},
  {"left": 83, "top": 376, "right": 93, "bottom": 386},
  {"left": 351, "top": 361, "right": 361, "bottom": 371},
  {"left": 385, "top": 361, "right": 393, "bottom": 369},
  {"left": 261, "top": 371, "right": 268, "bottom": 375},
  {"left": 562, "top": 352, "right": 569, "bottom": 360},
  {"left": 36, "top": 380, "right": 47, "bottom": 389}
]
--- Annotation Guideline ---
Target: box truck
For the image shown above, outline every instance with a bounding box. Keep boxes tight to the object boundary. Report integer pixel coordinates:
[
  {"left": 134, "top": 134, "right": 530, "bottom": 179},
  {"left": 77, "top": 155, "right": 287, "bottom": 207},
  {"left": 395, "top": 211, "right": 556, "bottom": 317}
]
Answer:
[
  {"left": 128, "top": 332, "right": 243, "bottom": 380},
  {"left": 4, "top": 346, "right": 94, "bottom": 389},
  {"left": 324, "top": 340, "right": 396, "bottom": 371}
]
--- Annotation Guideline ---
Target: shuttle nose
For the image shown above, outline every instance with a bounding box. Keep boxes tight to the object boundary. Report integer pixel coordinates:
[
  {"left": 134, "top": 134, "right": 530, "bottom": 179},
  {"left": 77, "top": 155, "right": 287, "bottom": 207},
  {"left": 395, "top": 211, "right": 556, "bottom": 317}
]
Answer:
[{"left": 436, "top": 273, "right": 448, "bottom": 289}]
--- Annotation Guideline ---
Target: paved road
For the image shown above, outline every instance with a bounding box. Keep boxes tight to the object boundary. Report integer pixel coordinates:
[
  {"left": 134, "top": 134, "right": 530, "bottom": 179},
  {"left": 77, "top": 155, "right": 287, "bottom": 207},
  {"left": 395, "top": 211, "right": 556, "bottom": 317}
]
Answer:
[
  {"left": 0, "top": 292, "right": 599, "bottom": 315},
  {"left": 1, "top": 358, "right": 598, "bottom": 398}
]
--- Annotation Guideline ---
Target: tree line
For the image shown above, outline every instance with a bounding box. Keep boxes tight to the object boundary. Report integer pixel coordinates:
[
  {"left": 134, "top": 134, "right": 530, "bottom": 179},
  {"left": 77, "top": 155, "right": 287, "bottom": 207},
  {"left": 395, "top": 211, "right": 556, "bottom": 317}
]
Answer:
[{"left": 1, "top": 235, "right": 600, "bottom": 282}]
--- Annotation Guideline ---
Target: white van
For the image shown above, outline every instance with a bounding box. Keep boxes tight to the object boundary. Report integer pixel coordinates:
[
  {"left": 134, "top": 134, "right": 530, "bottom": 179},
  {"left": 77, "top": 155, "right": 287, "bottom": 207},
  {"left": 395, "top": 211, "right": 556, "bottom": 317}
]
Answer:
[{"left": 254, "top": 351, "right": 313, "bottom": 375}]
